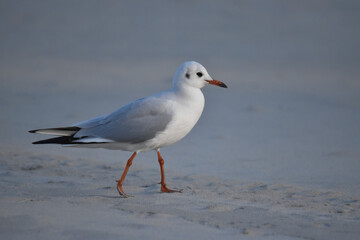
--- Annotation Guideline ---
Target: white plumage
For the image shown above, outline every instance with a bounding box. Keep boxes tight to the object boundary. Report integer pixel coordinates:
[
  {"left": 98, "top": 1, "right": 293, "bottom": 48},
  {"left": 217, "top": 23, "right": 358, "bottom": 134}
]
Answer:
[{"left": 30, "top": 61, "right": 227, "bottom": 197}]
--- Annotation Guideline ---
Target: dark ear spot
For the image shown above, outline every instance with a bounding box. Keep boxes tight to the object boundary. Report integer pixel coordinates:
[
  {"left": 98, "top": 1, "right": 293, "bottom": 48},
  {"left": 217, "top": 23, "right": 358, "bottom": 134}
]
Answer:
[{"left": 185, "top": 73, "right": 190, "bottom": 79}]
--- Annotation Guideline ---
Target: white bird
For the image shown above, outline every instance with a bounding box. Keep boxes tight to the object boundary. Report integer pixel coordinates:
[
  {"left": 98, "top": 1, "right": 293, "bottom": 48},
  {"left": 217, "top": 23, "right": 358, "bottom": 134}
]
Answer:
[{"left": 29, "top": 61, "right": 227, "bottom": 197}]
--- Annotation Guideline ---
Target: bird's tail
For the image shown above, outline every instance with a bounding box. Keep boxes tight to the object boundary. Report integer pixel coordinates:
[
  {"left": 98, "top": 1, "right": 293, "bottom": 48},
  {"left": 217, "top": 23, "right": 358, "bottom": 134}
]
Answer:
[
  {"left": 29, "top": 126, "right": 80, "bottom": 136},
  {"left": 29, "top": 126, "right": 81, "bottom": 145}
]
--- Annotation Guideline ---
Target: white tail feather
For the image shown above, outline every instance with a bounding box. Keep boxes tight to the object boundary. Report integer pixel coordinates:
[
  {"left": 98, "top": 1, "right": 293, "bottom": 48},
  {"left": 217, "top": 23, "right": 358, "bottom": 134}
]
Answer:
[
  {"left": 29, "top": 127, "right": 80, "bottom": 136},
  {"left": 73, "top": 137, "right": 114, "bottom": 143}
]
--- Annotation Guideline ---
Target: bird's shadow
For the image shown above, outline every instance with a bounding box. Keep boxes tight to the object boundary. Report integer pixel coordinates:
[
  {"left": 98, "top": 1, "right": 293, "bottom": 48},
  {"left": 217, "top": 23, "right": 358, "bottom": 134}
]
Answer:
[{"left": 87, "top": 194, "right": 127, "bottom": 199}]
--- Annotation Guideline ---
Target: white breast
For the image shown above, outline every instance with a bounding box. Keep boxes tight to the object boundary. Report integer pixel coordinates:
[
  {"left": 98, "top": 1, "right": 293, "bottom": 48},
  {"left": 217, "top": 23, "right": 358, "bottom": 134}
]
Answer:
[{"left": 147, "top": 88, "right": 205, "bottom": 150}]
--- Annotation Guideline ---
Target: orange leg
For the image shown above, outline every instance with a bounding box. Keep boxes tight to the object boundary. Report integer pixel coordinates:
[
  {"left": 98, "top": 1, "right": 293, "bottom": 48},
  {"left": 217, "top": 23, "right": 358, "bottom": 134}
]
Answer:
[
  {"left": 157, "top": 150, "right": 182, "bottom": 193},
  {"left": 117, "top": 152, "right": 137, "bottom": 197}
]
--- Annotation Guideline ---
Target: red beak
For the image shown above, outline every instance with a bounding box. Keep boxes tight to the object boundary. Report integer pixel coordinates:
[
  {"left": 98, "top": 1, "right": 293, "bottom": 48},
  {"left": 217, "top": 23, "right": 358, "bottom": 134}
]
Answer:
[{"left": 205, "top": 79, "right": 228, "bottom": 88}]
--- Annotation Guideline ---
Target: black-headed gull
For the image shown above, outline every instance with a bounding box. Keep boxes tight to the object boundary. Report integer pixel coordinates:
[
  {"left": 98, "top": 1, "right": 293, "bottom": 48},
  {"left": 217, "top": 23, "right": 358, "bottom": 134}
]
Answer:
[{"left": 29, "top": 61, "right": 227, "bottom": 197}]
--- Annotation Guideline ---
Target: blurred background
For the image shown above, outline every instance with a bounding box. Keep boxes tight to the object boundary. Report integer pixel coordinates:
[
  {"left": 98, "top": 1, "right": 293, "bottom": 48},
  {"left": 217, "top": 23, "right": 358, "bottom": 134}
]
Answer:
[{"left": 1, "top": 0, "right": 359, "bottom": 193}]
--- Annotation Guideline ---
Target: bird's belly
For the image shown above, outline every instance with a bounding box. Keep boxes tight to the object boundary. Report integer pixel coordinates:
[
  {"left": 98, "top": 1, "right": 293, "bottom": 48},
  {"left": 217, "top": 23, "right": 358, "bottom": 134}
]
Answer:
[
  {"left": 149, "top": 104, "right": 203, "bottom": 150},
  {"left": 69, "top": 113, "right": 201, "bottom": 152}
]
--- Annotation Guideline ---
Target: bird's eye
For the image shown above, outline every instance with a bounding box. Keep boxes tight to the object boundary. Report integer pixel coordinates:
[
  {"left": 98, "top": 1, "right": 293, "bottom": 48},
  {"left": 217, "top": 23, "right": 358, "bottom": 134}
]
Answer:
[
  {"left": 196, "top": 72, "right": 203, "bottom": 77},
  {"left": 185, "top": 73, "right": 190, "bottom": 79}
]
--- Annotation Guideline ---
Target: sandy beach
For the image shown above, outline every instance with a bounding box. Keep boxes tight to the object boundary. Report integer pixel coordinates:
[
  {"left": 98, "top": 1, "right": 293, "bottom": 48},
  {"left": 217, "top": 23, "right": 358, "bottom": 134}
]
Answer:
[
  {"left": 1, "top": 145, "right": 359, "bottom": 240},
  {"left": 1, "top": 1, "right": 360, "bottom": 239}
]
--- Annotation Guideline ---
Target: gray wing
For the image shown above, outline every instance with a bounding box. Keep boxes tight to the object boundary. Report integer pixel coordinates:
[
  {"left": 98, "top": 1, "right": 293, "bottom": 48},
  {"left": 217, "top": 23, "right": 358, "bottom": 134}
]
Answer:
[{"left": 73, "top": 95, "right": 174, "bottom": 144}]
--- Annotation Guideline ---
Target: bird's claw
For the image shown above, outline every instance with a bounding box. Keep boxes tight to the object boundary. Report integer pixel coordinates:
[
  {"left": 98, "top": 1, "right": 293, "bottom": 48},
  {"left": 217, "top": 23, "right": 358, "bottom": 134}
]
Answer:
[
  {"left": 160, "top": 184, "right": 182, "bottom": 193},
  {"left": 116, "top": 185, "right": 133, "bottom": 198}
]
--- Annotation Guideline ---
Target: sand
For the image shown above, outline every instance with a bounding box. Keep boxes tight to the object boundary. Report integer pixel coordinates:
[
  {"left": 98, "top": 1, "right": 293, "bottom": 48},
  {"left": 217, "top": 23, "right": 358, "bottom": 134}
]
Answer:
[
  {"left": 1, "top": 1, "right": 360, "bottom": 239},
  {"left": 1, "top": 145, "right": 359, "bottom": 240}
]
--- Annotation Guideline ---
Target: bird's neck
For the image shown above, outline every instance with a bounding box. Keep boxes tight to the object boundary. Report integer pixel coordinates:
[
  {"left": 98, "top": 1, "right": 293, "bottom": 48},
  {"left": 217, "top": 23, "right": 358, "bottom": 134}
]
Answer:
[
  {"left": 172, "top": 84, "right": 203, "bottom": 100},
  {"left": 171, "top": 84, "right": 205, "bottom": 114}
]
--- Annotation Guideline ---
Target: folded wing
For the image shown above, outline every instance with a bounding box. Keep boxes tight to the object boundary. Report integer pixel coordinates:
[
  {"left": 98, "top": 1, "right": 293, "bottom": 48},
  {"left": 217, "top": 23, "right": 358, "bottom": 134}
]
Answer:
[{"left": 30, "top": 94, "right": 174, "bottom": 145}]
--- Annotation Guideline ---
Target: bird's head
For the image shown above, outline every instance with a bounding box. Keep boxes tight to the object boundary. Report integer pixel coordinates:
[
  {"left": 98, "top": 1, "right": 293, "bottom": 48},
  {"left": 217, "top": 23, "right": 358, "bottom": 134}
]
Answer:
[{"left": 173, "top": 61, "right": 227, "bottom": 89}]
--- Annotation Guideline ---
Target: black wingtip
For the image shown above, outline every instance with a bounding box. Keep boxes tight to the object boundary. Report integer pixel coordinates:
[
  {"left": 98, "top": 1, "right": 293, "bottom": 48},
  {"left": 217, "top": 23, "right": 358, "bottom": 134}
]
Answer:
[
  {"left": 29, "top": 129, "right": 37, "bottom": 133},
  {"left": 31, "top": 136, "right": 74, "bottom": 145}
]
